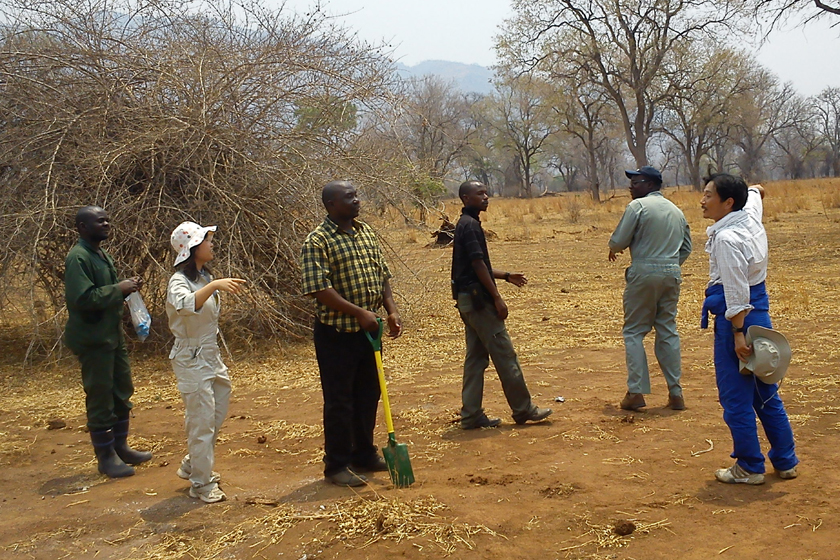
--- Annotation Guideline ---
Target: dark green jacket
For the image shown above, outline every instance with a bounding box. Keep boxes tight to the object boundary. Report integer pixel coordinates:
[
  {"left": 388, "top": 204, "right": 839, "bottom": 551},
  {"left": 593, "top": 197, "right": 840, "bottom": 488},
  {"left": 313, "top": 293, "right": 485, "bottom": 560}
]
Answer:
[{"left": 64, "top": 239, "right": 125, "bottom": 352}]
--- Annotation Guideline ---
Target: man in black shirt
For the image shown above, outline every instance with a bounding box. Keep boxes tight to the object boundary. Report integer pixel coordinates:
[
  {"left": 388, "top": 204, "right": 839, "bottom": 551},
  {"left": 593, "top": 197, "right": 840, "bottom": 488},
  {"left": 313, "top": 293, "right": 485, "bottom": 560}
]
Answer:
[{"left": 451, "top": 180, "right": 553, "bottom": 429}]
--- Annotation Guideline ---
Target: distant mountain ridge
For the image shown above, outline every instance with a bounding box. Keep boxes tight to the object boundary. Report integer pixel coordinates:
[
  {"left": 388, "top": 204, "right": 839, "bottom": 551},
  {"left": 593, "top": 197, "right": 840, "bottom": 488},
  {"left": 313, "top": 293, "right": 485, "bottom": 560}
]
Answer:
[{"left": 396, "top": 60, "right": 494, "bottom": 95}]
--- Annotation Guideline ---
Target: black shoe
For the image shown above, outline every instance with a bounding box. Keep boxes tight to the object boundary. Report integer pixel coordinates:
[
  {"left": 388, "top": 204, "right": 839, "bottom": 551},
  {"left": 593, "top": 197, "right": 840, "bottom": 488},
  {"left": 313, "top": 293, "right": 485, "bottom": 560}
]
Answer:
[
  {"left": 515, "top": 407, "right": 553, "bottom": 425},
  {"left": 352, "top": 456, "right": 389, "bottom": 472},
  {"left": 113, "top": 417, "right": 153, "bottom": 465},
  {"left": 462, "top": 416, "right": 502, "bottom": 430},
  {"left": 90, "top": 429, "right": 135, "bottom": 478},
  {"left": 326, "top": 468, "right": 367, "bottom": 487}
]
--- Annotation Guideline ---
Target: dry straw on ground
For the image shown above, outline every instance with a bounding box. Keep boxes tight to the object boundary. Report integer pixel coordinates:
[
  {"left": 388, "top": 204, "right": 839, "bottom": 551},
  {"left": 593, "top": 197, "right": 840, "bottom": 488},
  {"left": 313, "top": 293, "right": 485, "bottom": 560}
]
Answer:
[
  {"left": 124, "top": 494, "right": 501, "bottom": 559},
  {"left": 557, "top": 513, "right": 671, "bottom": 555}
]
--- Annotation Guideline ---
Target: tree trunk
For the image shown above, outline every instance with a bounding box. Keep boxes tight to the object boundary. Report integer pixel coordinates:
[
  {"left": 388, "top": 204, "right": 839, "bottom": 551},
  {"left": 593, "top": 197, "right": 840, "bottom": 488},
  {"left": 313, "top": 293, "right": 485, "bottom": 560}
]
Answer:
[
  {"left": 689, "top": 162, "right": 703, "bottom": 192},
  {"left": 588, "top": 150, "right": 600, "bottom": 202},
  {"left": 523, "top": 159, "right": 533, "bottom": 198}
]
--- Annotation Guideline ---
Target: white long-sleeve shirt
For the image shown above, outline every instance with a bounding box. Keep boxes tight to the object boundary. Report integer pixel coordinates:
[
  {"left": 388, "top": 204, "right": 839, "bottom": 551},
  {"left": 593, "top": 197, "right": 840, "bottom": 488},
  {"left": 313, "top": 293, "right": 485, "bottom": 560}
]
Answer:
[{"left": 705, "top": 187, "right": 767, "bottom": 319}]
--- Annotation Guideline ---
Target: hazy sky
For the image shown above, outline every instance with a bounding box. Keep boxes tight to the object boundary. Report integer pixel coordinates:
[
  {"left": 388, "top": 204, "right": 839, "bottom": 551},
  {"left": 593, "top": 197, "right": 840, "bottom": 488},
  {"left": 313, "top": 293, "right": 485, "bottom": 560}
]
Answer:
[{"left": 277, "top": 0, "right": 839, "bottom": 97}]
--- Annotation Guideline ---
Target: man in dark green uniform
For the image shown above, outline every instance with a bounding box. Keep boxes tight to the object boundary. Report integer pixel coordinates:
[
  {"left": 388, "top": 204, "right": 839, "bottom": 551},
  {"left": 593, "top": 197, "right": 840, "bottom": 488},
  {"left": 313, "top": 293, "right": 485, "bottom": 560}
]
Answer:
[{"left": 64, "top": 206, "right": 152, "bottom": 478}]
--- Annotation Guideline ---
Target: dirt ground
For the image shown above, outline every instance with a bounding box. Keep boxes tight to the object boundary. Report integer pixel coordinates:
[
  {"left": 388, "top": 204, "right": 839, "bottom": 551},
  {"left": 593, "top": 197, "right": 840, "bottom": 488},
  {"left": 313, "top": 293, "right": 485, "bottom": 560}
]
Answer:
[{"left": 2, "top": 182, "right": 840, "bottom": 559}]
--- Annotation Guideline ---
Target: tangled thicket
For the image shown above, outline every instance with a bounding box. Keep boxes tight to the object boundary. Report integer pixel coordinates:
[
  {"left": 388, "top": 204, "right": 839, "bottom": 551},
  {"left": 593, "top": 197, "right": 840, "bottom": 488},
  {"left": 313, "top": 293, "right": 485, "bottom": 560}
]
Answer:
[{"left": 0, "top": 0, "right": 425, "bottom": 353}]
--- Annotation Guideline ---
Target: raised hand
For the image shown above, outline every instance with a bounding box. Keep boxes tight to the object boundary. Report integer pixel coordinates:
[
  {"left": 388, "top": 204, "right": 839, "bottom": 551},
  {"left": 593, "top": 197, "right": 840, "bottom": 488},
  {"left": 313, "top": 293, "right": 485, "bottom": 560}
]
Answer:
[{"left": 213, "top": 278, "right": 246, "bottom": 294}]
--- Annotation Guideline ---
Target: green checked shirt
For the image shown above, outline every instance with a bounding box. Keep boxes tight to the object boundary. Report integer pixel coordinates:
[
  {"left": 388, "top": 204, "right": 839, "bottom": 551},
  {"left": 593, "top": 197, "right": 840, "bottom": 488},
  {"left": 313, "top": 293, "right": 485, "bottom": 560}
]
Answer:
[{"left": 301, "top": 217, "right": 392, "bottom": 332}]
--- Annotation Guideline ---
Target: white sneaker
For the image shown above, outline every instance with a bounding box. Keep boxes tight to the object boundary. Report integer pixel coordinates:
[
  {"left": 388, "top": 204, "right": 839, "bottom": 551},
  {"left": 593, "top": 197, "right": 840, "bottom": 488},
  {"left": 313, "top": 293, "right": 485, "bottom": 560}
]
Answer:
[
  {"left": 777, "top": 466, "right": 798, "bottom": 479},
  {"left": 177, "top": 466, "right": 220, "bottom": 483},
  {"left": 715, "top": 463, "right": 765, "bottom": 485},
  {"left": 189, "top": 484, "right": 226, "bottom": 503}
]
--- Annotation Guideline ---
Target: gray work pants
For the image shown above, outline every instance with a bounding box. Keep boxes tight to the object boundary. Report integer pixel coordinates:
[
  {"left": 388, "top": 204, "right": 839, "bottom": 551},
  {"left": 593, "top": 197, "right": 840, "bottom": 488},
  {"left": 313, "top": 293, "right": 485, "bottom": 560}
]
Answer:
[
  {"left": 170, "top": 343, "right": 231, "bottom": 491},
  {"left": 457, "top": 293, "right": 535, "bottom": 425},
  {"left": 622, "top": 267, "right": 683, "bottom": 395}
]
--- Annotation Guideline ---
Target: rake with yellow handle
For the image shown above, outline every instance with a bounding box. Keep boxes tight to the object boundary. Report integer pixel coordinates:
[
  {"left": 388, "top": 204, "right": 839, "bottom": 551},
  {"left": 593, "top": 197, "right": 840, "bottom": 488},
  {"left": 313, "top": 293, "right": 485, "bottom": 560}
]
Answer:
[{"left": 365, "top": 318, "right": 415, "bottom": 488}]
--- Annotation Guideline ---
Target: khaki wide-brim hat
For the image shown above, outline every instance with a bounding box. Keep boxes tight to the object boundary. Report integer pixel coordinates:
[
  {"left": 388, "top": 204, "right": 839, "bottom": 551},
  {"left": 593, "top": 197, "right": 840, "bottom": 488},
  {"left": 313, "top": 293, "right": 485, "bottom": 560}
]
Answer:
[{"left": 738, "top": 326, "right": 791, "bottom": 385}]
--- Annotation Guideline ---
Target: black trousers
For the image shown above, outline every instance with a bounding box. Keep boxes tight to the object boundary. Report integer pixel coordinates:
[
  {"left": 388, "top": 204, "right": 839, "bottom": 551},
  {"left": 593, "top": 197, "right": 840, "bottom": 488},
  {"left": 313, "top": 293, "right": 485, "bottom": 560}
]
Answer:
[{"left": 313, "top": 320, "right": 381, "bottom": 476}]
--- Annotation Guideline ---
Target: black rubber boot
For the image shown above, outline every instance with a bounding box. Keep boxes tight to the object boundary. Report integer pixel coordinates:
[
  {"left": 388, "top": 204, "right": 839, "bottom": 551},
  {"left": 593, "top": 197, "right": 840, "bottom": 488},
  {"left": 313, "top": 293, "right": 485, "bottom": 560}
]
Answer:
[
  {"left": 90, "top": 429, "right": 135, "bottom": 478},
  {"left": 113, "top": 417, "right": 153, "bottom": 465}
]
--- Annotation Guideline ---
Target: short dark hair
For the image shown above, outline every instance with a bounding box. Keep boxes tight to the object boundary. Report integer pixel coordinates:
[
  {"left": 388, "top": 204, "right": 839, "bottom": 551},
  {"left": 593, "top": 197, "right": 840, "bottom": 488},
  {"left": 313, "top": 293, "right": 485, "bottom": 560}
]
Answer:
[
  {"left": 458, "top": 180, "right": 483, "bottom": 201},
  {"left": 704, "top": 173, "right": 748, "bottom": 211},
  {"left": 75, "top": 205, "right": 103, "bottom": 228},
  {"left": 322, "top": 180, "right": 352, "bottom": 207}
]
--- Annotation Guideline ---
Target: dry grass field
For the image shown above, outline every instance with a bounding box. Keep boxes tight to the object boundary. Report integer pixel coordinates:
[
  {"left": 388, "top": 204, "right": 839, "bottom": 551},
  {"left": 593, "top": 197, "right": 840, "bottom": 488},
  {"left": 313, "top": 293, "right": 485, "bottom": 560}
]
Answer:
[{"left": 1, "top": 179, "right": 840, "bottom": 559}]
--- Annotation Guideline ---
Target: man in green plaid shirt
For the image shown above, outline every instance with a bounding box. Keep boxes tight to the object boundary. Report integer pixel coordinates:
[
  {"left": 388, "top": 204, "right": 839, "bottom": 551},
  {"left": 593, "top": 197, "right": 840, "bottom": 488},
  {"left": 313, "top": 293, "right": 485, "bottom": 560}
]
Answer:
[{"left": 301, "top": 180, "right": 402, "bottom": 487}]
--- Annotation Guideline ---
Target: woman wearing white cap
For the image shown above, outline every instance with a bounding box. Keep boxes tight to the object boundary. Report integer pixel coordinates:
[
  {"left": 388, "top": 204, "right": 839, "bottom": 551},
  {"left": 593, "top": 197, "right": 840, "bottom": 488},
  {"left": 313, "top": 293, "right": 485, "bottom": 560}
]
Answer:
[{"left": 166, "top": 222, "right": 245, "bottom": 503}]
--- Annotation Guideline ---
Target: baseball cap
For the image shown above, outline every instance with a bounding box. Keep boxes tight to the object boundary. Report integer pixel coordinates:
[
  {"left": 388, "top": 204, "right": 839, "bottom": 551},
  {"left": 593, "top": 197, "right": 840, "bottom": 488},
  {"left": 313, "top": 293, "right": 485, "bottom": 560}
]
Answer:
[{"left": 625, "top": 166, "right": 663, "bottom": 182}]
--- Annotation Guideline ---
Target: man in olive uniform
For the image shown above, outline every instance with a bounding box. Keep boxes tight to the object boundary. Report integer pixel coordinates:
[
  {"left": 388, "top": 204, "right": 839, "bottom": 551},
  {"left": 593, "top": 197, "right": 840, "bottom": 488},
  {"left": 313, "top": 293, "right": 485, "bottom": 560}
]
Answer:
[
  {"left": 64, "top": 206, "right": 152, "bottom": 478},
  {"left": 609, "top": 167, "right": 692, "bottom": 411}
]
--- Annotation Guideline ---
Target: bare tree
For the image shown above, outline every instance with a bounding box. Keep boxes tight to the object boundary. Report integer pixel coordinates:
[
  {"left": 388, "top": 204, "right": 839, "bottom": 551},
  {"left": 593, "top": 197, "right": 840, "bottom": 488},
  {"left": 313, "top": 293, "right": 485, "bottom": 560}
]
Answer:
[
  {"left": 771, "top": 96, "right": 823, "bottom": 178},
  {"left": 728, "top": 68, "right": 798, "bottom": 181},
  {"left": 499, "top": 0, "right": 744, "bottom": 167},
  {"left": 749, "top": 0, "right": 840, "bottom": 26},
  {"left": 382, "top": 76, "right": 478, "bottom": 222},
  {"left": 459, "top": 106, "right": 508, "bottom": 196},
  {"left": 813, "top": 87, "right": 840, "bottom": 176},
  {"left": 487, "top": 73, "right": 558, "bottom": 197},
  {"left": 550, "top": 79, "right": 616, "bottom": 201},
  {"left": 0, "top": 0, "right": 403, "bottom": 348},
  {"left": 394, "top": 76, "right": 477, "bottom": 182},
  {"left": 658, "top": 47, "right": 758, "bottom": 189}
]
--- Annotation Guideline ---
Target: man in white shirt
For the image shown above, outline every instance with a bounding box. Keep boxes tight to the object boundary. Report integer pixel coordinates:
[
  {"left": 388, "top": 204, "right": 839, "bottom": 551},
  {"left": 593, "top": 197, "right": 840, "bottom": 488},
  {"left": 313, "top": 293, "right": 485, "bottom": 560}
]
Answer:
[{"left": 701, "top": 173, "right": 798, "bottom": 485}]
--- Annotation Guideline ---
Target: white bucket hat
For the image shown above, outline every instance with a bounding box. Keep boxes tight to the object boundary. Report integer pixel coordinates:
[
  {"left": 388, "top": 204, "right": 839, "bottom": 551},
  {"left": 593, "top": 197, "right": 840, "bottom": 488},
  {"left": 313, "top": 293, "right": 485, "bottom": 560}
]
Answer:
[
  {"left": 739, "top": 325, "right": 791, "bottom": 384},
  {"left": 171, "top": 221, "right": 217, "bottom": 266}
]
